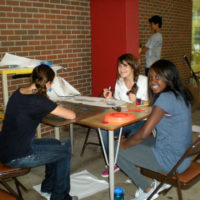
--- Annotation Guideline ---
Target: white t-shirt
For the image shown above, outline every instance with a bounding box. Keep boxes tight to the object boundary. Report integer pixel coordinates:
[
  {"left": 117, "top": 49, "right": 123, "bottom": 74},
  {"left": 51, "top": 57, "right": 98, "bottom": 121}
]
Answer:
[
  {"left": 114, "top": 75, "right": 148, "bottom": 103},
  {"left": 145, "top": 32, "right": 162, "bottom": 68}
]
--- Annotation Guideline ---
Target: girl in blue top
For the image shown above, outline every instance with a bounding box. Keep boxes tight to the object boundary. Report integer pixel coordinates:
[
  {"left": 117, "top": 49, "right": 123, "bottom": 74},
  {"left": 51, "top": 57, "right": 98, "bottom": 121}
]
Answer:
[{"left": 117, "top": 59, "right": 193, "bottom": 200}]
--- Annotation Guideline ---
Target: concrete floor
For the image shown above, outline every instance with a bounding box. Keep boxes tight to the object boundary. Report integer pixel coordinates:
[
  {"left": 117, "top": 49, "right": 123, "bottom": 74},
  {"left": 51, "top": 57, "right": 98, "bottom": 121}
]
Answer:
[{"left": 2, "top": 105, "right": 200, "bottom": 200}]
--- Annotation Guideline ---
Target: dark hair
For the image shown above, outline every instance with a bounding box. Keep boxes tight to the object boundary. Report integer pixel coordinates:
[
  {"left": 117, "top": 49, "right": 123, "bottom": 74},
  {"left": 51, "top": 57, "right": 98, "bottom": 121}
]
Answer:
[
  {"left": 149, "top": 15, "right": 162, "bottom": 28},
  {"left": 148, "top": 59, "right": 193, "bottom": 106},
  {"left": 31, "top": 64, "right": 55, "bottom": 97},
  {"left": 117, "top": 53, "right": 139, "bottom": 94}
]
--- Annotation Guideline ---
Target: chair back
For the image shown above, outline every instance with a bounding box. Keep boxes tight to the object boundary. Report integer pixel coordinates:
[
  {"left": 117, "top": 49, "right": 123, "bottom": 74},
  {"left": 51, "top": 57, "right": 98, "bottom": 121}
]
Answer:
[
  {"left": 185, "top": 138, "right": 200, "bottom": 158},
  {"left": 141, "top": 138, "right": 200, "bottom": 200},
  {"left": 169, "top": 138, "right": 200, "bottom": 176}
]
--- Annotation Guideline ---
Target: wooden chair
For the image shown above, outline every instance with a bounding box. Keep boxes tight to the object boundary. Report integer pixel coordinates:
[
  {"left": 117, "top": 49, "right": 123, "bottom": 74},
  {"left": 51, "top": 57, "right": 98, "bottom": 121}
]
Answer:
[
  {"left": 0, "top": 162, "right": 30, "bottom": 200},
  {"left": 141, "top": 138, "right": 200, "bottom": 200},
  {"left": 0, "top": 189, "right": 17, "bottom": 200}
]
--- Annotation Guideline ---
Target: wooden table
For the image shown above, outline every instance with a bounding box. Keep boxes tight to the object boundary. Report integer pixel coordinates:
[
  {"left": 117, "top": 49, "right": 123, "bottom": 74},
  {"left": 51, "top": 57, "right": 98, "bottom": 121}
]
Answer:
[{"left": 42, "top": 102, "right": 152, "bottom": 200}]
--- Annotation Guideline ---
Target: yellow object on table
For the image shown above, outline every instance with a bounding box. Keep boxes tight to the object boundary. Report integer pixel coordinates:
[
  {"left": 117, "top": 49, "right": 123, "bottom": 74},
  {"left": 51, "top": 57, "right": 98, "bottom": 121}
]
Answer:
[{"left": 0, "top": 66, "right": 33, "bottom": 111}]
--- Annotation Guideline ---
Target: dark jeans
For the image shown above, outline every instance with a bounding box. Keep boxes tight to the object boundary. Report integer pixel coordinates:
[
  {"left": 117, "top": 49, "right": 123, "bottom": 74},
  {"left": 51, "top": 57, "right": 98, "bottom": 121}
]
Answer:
[{"left": 6, "top": 138, "right": 72, "bottom": 200}]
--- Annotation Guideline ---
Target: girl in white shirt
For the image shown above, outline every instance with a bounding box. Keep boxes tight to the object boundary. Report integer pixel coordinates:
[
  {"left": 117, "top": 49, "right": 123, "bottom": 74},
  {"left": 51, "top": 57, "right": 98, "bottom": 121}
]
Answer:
[
  {"left": 104, "top": 54, "right": 148, "bottom": 104},
  {"left": 101, "top": 53, "right": 148, "bottom": 177}
]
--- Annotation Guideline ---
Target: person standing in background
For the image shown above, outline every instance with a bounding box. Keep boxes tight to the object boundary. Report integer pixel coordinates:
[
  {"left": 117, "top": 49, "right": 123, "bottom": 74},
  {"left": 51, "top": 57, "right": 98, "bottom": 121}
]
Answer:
[{"left": 139, "top": 15, "right": 162, "bottom": 76}]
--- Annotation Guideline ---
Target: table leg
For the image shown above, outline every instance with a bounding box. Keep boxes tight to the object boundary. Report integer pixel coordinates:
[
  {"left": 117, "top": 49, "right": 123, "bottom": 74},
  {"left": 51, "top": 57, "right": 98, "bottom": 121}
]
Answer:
[
  {"left": 37, "top": 124, "right": 42, "bottom": 138},
  {"left": 70, "top": 123, "right": 74, "bottom": 153},
  {"left": 98, "top": 128, "right": 123, "bottom": 200},
  {"left": 108, "top": 130, "right": 114, "bottom": 200},
  {"left": 2, "top": 74, "right": 8, "bottom": 111},
  {"left": 54, "top": 127, "right": 60, "bottom": 140}
]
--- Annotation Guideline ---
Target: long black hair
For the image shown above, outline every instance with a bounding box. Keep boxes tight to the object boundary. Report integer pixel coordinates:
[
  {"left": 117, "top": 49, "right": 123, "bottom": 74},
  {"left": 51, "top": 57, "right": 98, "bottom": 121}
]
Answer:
[
  {"left": 31, "top": 64, "right": 55, "bottom": 97},
  {"left": 148, "top": 59, "right": 193, "bottom": 106}
]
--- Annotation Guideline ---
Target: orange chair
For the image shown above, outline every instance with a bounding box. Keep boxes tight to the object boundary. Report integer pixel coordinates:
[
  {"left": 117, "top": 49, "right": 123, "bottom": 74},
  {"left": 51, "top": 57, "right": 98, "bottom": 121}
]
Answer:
[
  {"left": 141, "top": 138, "right": 200, "bottom": 200},
  {"left": 0, "top": 189, "right": 17, "bottom": 200},
  {"left": 0, "top": 163, "right": 30, "bottom": 200}
]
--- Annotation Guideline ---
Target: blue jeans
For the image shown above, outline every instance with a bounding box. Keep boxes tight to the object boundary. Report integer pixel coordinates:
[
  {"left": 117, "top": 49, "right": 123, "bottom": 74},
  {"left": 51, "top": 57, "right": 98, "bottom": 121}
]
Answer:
[
  {"left": 100, "top": 120, "right": 145, "bottom": 154},
  {"left": 6, "top": 138, "right": 72, "bottom": 200}
]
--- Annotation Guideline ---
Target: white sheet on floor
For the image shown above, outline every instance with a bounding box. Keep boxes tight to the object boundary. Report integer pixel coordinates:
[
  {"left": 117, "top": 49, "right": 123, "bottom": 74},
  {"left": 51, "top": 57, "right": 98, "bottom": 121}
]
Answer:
[{"left": 33, "top": 170, "right": 109, "bottom": 199}]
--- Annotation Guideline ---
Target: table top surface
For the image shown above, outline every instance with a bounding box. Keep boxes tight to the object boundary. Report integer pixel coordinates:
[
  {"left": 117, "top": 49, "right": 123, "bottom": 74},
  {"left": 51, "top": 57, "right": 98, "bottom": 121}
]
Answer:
[{"left": 42, "top": 101, "right": 152, "bottom": 130}]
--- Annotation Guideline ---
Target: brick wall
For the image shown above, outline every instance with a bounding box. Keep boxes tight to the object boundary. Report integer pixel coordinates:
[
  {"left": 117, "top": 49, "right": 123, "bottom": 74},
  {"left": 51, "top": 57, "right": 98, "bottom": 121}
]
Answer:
[
  {"left": 139, "top": 0, "right": 192, "bottom": 83},
  {"left": 0, "top": 0, "right": 193, "bottom": 136},
  {"left": 0, "top": 0, "right": 91, "bottom": 136}
]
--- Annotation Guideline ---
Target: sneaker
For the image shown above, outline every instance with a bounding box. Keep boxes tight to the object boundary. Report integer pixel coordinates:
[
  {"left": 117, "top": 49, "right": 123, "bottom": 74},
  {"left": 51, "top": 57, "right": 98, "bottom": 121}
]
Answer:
[
  {"left": 153, "top": 179, "right": 171, "bottom": 194},
  {"left": 101, "top": 165, "right": 120, "bottom": 177},
  {"left": 134, "top": 179, "right": 171, "bottom": 199},
  {"left": 132, "top": 187, "right": 159, "bottom": 200}
]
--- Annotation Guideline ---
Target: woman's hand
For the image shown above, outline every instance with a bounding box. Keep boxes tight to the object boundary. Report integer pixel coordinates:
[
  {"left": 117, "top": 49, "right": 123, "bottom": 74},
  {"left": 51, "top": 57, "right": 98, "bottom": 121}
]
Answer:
[
  {"left": 128, "top": 93, "right": 137, "bottom": 103},
  {"left": 119, "top": 137, "right": 129, "bottom": 149},
  {"left": 103, "top": 88, "right": 112, "bottom": 98}
]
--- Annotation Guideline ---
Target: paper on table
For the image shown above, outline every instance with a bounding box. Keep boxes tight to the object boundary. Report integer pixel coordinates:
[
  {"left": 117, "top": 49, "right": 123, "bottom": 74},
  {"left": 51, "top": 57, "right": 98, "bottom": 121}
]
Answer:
[
  {"left": 47, "top": 76, "right": 80, "bottom": 101},
  {"left": 58, "top": 95, "right": 126, "bottom": 107},
  {"left": 0, "top": 53, "right": 41, "bottom": 68}
]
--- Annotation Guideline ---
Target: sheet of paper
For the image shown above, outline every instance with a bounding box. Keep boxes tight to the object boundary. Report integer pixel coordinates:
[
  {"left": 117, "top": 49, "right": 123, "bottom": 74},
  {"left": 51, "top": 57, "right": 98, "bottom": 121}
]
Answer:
[
  {"left": 33, "top": 170, "right": 108, "bottom": 199},
  {"left": 0, "top": 53, "right": 64, "bottom": 71},
  {"left": 0, "top": 53, "right": 41, "bottom": 68},
  {"left": 56, "top": 96, "right": 126, "bottom": 107}
]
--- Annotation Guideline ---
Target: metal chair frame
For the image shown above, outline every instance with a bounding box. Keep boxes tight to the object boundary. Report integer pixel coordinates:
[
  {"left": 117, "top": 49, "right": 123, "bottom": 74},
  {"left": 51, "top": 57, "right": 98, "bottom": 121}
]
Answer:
[
  {"left": 141, "top": 138, "right": 200, "bottom": 200},
  {"left": 0, "top": 163, "right": 30, "bottom": 200}
]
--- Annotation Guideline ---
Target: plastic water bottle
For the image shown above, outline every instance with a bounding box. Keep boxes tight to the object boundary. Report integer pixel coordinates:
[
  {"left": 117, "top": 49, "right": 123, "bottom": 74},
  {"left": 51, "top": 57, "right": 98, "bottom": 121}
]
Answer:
[{"left": 114, "top": 187, "right": 124, "bottom": 200}]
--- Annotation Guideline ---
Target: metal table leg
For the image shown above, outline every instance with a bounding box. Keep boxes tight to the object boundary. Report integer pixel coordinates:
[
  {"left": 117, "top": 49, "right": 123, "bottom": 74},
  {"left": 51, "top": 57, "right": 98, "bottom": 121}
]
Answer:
[
  {"left": 2, "top": 74, "right": 8, "bottom": 111},
  {"left": 98, "top": 128, "right": 123, "bottom": 200},
  {"left": 70, "top": 123, "right": 74, "bottom": 153}
]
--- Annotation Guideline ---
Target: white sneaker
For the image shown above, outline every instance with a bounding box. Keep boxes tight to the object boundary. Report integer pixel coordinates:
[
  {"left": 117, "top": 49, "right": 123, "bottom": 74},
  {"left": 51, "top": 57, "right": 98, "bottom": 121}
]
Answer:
[
  {"left": 132, "top": 187, "right": 159, "bottom": 200},
  {"left": 153, "top": 179, "right": 171, "bottom": 194},
  {"left": 133, "top": 179, "right": 171, "bottom": 200},
  {"left": 134, "top": 187, "right": 143, "bottom": 198}
]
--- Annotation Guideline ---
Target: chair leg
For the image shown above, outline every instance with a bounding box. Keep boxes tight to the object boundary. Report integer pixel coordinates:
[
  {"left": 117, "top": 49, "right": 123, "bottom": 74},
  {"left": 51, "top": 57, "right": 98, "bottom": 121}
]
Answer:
[
  {"left": 176, "top": 178, "right": 183, "bottom": 200},
  {"left": 15, "top": 183, "right": 24, "bottom": 200},
  {"left": 13, "top": 177, "right": 28, "bottom": 191},
  {"left": 80, "top": 128, "right": 101, "bottom": 156},
  {"left": 147, "top": 182, "right": 163, "bottom": 200},
  {"left": 0, "top": 179, "right": 19, "bottom": 197},
  {"left": 80, "top": 128, "right": 92, "bottom": 156},
  {"left": 14, "top": 177, "right": 29, "bottom": 200}
]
